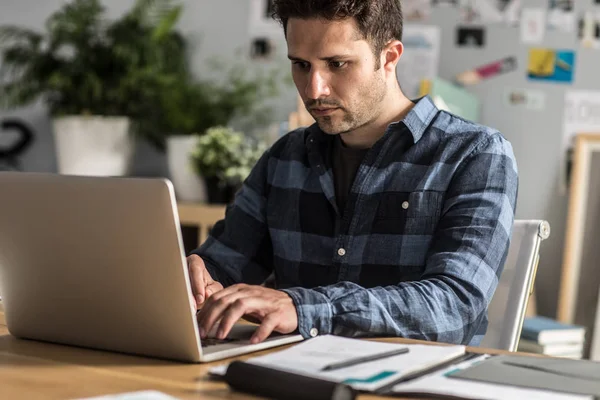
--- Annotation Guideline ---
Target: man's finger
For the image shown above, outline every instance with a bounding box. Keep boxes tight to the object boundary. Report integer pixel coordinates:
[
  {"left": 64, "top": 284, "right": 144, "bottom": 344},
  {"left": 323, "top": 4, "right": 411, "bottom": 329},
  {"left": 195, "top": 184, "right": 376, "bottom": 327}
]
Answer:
[
  {"left": 205, "top": 281, "right": 223, "bottom": 300},
  {"left": 188, "top": 255, "right": 207, "bottom": 305},
  {"left": 198, "top": 288, "right": 253, "bottom": 338},
  {"left": 197, "top": 284, "right": 245, "bottom": 321},
  {"left": 251, "top": 314, "right": 279, "bottom": 344},
  {"left": 216, "top": 297, "right": 263, "bottom": 340},
  {"left": 203, "top": 266, "right": 215, "bottom": 285}
]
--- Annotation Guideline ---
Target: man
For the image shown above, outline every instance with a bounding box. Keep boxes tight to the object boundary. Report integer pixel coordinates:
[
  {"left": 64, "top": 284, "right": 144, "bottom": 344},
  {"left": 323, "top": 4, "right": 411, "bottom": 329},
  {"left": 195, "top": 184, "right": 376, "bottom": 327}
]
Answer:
[{"left": 190, "top": 0, "right": 518, "bottom": 346}]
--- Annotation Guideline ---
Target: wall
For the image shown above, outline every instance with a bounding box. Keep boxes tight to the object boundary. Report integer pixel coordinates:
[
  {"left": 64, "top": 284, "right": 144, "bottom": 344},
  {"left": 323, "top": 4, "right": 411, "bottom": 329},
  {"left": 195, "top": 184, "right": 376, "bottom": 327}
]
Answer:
[
  {"left": 2, "top": 0, "right": 598, "bottom": 318},
  {"left": 422, "top": 0, "right": 600, "bottom": 319}
]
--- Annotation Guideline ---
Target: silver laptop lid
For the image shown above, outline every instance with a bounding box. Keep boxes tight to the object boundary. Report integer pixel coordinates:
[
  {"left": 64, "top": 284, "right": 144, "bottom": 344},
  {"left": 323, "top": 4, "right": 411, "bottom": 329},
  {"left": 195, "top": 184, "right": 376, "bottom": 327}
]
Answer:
[{"left": 0, "top": 172, "right": 202, "bottom": 362}]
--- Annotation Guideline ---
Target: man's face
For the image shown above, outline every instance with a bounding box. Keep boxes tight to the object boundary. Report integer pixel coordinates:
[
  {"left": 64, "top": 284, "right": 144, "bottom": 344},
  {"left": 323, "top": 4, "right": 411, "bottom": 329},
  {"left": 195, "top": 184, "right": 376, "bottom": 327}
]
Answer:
[{"left": 286, "top": 18, "right": 387, "bottom": 135}]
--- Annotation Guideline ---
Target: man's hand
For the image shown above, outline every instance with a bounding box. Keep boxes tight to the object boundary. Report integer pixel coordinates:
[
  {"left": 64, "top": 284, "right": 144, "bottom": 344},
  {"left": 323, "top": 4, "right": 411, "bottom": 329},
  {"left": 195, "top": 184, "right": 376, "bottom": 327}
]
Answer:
[
  {"left": 187, "top": 255, "right": 223, "bottom": 308},
  {"left": 197, "top": 284, "right": 298, "bottom": 344}
]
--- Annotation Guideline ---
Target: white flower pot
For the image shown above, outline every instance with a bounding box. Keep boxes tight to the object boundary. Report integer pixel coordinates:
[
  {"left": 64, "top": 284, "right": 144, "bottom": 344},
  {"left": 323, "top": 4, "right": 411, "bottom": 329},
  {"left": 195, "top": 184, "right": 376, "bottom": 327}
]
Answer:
[
  {"left": 167, "top": 135, "right": 207, "bottom": 203},
  {"left": 53, "top": 116, "right": 133, "bottom": 176}
]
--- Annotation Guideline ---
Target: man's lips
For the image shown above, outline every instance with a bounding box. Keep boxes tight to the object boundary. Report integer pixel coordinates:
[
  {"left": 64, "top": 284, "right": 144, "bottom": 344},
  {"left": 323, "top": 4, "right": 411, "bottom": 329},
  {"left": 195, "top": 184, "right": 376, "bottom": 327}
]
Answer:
[{"left": 310, "top": 107, "right": 339, "bottom": 116}]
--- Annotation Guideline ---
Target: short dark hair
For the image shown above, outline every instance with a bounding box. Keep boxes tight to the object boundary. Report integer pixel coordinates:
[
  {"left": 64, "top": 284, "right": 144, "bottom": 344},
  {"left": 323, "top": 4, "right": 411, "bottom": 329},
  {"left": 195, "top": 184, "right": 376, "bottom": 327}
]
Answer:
[{"left": 272, "top": 0, "right": 403, "bottom": 60}]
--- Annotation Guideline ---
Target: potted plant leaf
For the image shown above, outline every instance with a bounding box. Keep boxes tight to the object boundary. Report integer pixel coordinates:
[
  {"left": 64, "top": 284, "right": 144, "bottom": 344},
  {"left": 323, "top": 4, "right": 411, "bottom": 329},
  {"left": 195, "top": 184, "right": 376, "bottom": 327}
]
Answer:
[
  {"left": 189, "top": 126, "right": 266, "bottom": 204},
  {"left": 0, "top": 0, "right": 185, "bottom": 176}
]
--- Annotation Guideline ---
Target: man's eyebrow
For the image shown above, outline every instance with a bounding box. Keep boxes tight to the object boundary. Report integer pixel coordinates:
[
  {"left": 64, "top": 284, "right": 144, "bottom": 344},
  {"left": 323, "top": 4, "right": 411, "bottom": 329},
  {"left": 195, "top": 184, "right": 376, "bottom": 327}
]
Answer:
[{"left": 287, "top": 54, "right": 353, "bottom": 62}]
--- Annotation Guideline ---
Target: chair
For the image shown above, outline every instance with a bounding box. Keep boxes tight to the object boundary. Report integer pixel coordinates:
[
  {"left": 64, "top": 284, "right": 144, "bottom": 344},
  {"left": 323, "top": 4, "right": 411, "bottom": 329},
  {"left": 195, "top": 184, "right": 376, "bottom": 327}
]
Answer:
[
  {"left": 479, "top": 220, "right": 551, "bottom": 351},
  {"left": 177, "top": 202, "right": 226, "bottom": 248}
]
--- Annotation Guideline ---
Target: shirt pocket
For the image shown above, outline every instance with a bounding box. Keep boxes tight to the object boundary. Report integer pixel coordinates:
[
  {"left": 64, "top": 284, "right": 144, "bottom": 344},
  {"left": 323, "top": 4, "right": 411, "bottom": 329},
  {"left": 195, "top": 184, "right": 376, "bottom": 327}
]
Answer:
[{"left": 373, "top": 191, "right": 443, "bottom": 235}]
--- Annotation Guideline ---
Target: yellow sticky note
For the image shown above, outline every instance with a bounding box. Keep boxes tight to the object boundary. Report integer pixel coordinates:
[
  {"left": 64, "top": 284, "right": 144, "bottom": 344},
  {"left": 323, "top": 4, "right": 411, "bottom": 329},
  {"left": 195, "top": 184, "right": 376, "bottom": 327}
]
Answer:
[
  {"left": 528, "top": 49, "right": 556, "bottom": 77},
  {"left": 419, "top": 79, "right": 432, "bottom": 96}
]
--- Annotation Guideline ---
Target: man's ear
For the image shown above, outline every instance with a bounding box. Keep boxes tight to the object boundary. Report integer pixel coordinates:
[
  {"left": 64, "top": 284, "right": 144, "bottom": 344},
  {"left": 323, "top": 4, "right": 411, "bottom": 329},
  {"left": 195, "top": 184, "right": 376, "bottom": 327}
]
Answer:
[{"left": 382, "top": 40, "right": 404, "bottom": 73}]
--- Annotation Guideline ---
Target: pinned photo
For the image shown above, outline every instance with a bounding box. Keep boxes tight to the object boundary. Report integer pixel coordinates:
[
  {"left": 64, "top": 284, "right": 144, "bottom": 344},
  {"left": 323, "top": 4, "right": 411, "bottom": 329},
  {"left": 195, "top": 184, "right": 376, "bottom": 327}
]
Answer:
[
  {"left": 456, "top": 0, "right": 521, "bottom": 24},
  {"left": 504, "top": 88, "right": 546, "bottom": 111},
  {"left": 402, "top": 0, "right": 432, "bottom": 21},
  {"left": 520, "top": 8, "right": 546, "bottom": 44},
  {"left": 457, "top": 27, "right": 486, "bottom": 47},
  {"left": 455, "top": 56, "right": 518, "bottom": 86},
  {"left": 527, "top": 48, "right": 575, "bottom": 83},
  {"left": 548, "top": 0, "right": 575, "bottom": 33},
  {"left": 579, "top": 12, "right": 600, "bottom": 49}
]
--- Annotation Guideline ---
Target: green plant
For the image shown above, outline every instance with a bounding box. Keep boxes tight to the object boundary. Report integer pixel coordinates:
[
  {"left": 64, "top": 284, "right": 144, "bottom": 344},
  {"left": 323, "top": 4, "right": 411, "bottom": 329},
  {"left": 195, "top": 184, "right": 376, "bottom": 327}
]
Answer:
[
  {"left": 150, "top": 59, "right": 286, "bottom": 150},
  {"left": 190, "top": 126, "right": 267, "bottom": 188},
  {"left": 0, "top": 0, "right": 186, "bottom": 149}
]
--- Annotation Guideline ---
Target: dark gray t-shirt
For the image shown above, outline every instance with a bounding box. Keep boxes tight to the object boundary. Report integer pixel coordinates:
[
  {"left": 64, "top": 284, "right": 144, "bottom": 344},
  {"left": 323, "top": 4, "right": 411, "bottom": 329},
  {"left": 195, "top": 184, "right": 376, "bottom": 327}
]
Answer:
[{"left": 332, "top": 135, "right": 369, "bottom": 213}]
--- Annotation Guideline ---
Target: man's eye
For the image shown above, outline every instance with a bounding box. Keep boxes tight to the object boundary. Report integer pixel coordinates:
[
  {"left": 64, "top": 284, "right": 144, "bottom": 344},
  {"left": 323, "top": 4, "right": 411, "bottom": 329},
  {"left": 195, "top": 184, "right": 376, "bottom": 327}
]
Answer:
[
  {"left": 293, "top": 62, "right": 309, "bottom": 70},
  {"left": 330, "top": 61, "right": 347, "bottom": 69}
]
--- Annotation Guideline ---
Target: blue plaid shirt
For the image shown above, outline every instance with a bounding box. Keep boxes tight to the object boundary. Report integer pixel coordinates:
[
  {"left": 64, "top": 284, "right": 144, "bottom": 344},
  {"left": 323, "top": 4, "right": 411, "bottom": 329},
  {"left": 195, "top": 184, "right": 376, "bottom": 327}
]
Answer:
[{"left": 193, "top": 96, "right": 518, "bottom": 346}]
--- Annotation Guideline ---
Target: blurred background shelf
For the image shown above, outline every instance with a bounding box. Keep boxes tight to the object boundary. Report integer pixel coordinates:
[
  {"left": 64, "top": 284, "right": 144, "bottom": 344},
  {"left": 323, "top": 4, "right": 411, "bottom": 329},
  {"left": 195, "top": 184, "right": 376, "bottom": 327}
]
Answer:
[{"left": 177, "top": 202, "right": 226, "bottom": 253}]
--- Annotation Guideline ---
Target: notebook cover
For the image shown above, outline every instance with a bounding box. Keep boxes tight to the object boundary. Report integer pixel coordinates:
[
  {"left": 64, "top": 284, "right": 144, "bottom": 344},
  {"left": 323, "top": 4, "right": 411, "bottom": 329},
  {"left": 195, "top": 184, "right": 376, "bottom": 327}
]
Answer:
[{"left": 448, "top": 354, "right": 600, "bottom": 396}]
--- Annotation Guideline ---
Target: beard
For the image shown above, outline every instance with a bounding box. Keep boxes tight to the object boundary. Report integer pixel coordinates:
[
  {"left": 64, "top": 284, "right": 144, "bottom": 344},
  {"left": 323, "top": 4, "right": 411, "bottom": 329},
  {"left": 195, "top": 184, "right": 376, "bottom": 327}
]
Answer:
[{"left": 306, "top": 73, "right": 387, "bottom": 135}]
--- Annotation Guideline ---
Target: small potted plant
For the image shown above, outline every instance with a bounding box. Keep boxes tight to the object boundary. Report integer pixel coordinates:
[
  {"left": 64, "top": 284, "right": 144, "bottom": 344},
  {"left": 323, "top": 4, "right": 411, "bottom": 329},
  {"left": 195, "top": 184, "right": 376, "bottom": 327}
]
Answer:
[{"left": 189, "top": 126, "right": 266, "bottom": 204}]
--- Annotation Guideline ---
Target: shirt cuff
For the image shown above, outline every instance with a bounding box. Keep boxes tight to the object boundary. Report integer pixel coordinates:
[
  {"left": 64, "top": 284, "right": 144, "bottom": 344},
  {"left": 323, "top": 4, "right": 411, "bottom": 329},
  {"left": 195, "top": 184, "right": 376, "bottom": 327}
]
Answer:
[{"left": 281, "top": 287, "right": 333, "bottom": 339}]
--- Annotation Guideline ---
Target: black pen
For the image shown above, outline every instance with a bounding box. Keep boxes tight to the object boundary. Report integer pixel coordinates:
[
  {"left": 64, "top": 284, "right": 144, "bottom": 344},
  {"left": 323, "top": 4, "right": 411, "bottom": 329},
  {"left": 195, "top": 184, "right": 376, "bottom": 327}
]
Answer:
[{"left": 321, "top": 348, "right": 410, "bottom": 372}]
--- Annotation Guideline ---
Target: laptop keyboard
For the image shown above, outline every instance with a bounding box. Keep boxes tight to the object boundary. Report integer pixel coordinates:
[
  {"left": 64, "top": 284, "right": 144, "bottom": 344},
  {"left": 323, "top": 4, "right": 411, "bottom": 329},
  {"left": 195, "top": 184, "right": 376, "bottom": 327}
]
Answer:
[{"left": 201, "top": 337, "right": 239, "bottom": 348}]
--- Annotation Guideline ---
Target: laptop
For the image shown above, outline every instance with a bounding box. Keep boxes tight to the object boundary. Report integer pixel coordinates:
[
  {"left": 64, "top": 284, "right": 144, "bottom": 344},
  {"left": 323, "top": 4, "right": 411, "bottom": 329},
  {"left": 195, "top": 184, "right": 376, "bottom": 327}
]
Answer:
[{"left": 0, "top": 172, "right": 303, "bottom": 363}]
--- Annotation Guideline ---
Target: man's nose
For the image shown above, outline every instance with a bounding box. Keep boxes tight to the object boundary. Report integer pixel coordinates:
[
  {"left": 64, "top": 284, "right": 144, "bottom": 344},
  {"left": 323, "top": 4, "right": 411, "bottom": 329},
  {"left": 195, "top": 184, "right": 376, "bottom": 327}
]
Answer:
[{"left": 305, "top": 70, "right": 331, "bottom": 100}]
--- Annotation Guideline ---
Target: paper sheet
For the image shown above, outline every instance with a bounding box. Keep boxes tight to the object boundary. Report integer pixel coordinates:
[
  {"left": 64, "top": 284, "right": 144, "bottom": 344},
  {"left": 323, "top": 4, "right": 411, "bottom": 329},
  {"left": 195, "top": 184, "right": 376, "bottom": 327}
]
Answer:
[
  {"left": 393, "top": 356, "right": 593, "bottom": 400},
  {"left": 548, "top": 0, "right": 575, "bottom": 33},
  {"left": 504, "top": 88, "right": 546, "bottom": 111},
  {"left": 397, "top": 25, "right": 441, "bottom": 99},
  {"left": 210, "top": 335, "right": 465, "bottom": 392},
  {"left": 521, "top": 8, "right": 546, "bottom": 44}
]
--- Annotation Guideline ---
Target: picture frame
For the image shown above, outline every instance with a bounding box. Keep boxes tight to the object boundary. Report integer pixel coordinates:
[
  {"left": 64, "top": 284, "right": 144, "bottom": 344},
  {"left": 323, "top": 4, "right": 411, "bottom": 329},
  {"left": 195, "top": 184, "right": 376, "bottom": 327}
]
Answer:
[{"left": 558, "top": 133, "right": 600, "bottom": 357}]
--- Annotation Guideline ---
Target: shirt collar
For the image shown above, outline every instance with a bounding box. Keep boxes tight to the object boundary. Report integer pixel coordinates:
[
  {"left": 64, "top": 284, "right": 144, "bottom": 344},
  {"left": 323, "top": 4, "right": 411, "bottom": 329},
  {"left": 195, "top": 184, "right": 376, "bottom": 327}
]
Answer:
[
  {"left": 305, "top": 95, "right": 439, "bottom": 146},
  {"left": 400, "top": 95, "right": 439, "bottom": 144}
]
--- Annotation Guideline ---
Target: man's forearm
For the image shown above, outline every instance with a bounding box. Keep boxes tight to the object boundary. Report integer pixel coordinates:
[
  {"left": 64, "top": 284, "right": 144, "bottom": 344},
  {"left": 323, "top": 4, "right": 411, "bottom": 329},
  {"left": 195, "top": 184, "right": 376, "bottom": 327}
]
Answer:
[{"left": 282, "top": 274, "right": 491, "bottom": 344}]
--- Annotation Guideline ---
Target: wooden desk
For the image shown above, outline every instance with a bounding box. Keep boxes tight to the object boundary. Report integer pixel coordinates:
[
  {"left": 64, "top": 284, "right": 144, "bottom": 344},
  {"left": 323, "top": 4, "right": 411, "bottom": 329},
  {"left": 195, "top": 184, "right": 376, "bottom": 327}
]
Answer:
[{"left": 0, "top": 304, "right": 512, "bottom": 400}]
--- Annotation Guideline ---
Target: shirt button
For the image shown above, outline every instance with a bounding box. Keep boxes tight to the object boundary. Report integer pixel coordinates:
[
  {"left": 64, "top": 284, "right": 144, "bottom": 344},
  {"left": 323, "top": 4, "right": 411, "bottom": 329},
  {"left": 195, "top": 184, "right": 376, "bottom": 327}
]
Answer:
[
  {"left": 337, "top": 248, "right": 346, "bottom": 257},
  {"left": 402, "top": 201, "right": 410, "bottom": 210},
  {"left": 310, "top": 328, "right": 319, "bottom": 337}
]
